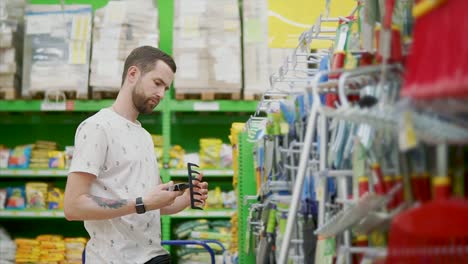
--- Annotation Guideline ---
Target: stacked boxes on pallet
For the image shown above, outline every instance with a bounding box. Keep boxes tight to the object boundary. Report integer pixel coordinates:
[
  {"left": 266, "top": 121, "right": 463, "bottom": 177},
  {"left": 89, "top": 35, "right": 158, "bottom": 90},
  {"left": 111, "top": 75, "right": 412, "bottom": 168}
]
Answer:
[
  {"left": 90, "top": 0, "right": 159, "bottom": 96},
  {"left": 21, "top": 5, "right": 92, "bottom": 99},
  {"left": 173, "top": 0, "right": 241, "bottom": 98},
  {"left": 0, "top": 0, "right": 25, "bottom": 99},
  {"left": 242, "top": 0, "right": 294, "bottom": 99}
]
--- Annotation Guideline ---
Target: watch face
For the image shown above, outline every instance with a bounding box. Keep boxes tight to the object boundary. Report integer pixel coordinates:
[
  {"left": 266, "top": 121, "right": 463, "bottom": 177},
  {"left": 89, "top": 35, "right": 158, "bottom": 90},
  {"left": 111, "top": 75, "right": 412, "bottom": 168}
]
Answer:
[{"left": 136, "top": 197, "right": 146, "bottom": 214}]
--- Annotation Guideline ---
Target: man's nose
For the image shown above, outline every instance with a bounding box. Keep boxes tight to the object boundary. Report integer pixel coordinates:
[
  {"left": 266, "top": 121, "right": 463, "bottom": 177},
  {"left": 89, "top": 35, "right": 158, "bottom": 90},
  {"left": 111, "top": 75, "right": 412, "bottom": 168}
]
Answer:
[{"left": 156, "top": 88, "right": 165, "bottom": 99}]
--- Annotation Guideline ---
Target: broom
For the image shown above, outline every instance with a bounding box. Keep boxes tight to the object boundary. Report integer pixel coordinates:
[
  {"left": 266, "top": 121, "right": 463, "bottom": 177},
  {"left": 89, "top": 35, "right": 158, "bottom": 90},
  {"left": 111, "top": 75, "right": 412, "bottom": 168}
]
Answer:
[{"left": 401, "top": 0, "right": 468, "bottom": 99}]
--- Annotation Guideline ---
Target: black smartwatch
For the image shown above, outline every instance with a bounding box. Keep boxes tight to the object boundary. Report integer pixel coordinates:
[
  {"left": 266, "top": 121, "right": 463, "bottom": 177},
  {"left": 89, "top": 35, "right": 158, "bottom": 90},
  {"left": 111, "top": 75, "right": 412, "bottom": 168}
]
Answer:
[{"left": 135, "top": 197, "right": 146, "bottom": 214}]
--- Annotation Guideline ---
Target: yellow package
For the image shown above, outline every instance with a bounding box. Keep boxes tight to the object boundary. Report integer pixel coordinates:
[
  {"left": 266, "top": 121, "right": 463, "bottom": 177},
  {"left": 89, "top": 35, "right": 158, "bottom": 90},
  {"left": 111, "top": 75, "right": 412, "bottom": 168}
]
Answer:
[
  {"left": 16, "top": 238, "right": 40, "bottom": 246},
  {"left": 65, "top": 243, "right": 85, "bottom": 250},
  {"left": 43, "top": 249, "right": 66, "bottom": 254},
  {"left": 48, "top": 151, "right": 65, "bottom": 169},
  {"left": 169, "top": 145, "right": 185, "bottom": 169},
  {"left": 41, "top": 253, "right": 65, "bottom": 260},
  {"left": 26, "top": 182, "right": 48, "bottom": 209},
  {"left": 16, "top": 248, "right": 41, "bottom": 256},
  {"left": 151, "top": 134, "right": 163, "bottom": 147},
  {"left": 40, "top": 243, "right": 65, "bottom": 250},
  {"left": 37, "top": 235, "right": 63, "bottom": 241},
  {"left": 47, "top": 188, "right": 64, "bottom": 210},
  {"left": 200, "top": 138, "right": 222, "bottom": 168},
  {"left": 64, "top": 237, "right": 87, "bottom": 244}
]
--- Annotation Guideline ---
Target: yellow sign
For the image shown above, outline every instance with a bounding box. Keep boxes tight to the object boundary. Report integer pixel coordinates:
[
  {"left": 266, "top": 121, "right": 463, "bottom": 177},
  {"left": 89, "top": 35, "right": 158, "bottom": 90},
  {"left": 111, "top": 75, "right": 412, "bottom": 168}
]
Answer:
[{"left": 268, "top": 0, "right": 356, "bottom": 49}]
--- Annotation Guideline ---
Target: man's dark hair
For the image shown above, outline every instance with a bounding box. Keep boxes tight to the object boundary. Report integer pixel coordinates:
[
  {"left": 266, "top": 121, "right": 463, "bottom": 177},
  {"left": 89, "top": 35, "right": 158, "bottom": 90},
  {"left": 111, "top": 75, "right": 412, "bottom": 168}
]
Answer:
[{"left": 121, "top": 46, "right": 177, "bottom": 86}]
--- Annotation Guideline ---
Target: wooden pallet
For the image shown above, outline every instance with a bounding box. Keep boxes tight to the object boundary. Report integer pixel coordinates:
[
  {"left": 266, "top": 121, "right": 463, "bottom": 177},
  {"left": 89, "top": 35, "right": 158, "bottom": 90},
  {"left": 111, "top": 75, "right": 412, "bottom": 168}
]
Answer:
[
  {"left": 243, "top": 92, "right": 263, "bottom": 101},
  {"left": 92, "top": 90, "right": 119, "bottom": 100},
  {"left": 25, "top": 90, "right": 88, "bottom": 100},
  {"left": 0, "top": 88, "right": 17, "bottom": 100},
  {"left": 175, "top": 91, "right": 241, "bottom": 100}
]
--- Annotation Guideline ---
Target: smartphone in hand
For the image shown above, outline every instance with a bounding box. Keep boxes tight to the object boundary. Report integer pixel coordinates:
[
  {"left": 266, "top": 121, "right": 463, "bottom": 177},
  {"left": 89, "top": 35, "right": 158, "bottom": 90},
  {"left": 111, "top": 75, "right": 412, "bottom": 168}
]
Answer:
[{"left": 167, "top": 183, "right": 190, "bottom": 192}]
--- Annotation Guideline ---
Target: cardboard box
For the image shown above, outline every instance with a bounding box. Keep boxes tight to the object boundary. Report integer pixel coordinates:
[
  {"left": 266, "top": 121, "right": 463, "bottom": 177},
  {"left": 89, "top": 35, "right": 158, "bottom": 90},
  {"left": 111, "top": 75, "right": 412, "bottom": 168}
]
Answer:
[
  {"left": 22, "top": 4, "right": 92, "bottom": 97},
  {"left": 90, "top": 0, "right": 159, "bottom": 91},
  {"left": 173, "top": 0, "right": 241, "bottom": 93},
  {"left": 242, "top": 0, "right": 296, "bottom": 95}
]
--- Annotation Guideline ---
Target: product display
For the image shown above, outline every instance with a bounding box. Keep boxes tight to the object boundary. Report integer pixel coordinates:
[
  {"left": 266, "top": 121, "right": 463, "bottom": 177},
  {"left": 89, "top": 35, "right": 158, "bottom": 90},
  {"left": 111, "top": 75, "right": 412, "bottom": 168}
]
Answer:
[
  {"left": 14, "top": 235, "right": 86, "bottom": 263},
  {"left": 22, "top": 4, "right": 92, "bottom": 99},
  {"left": 240, "top": 0, "right": 468, "bottom": 263},
  {"left": 0, "top": 182, "right": 64, "bottom": 211},
  {"left": 1, "top": 141, "right": 70, "bottom": 170},
  {"left": 173, "top": 0, "right": 241, "bottom": 94},
  {"left": 174, "top": 219, "right": 231, "bottom": 262},
  {"left": 0, "top": 0, "right": 466, "bottom": 263},
  {"left": 0, "top": 227, "right": 15, "bottom": 264},
  {"left": 90, "top": 0, "right": 159, "bottom": 92},
  {"left": 0, "top": 0, "right": 24, "bottom": 100},
  {"left": 242, "top": 0, "right": 295, "bottom": 99}
]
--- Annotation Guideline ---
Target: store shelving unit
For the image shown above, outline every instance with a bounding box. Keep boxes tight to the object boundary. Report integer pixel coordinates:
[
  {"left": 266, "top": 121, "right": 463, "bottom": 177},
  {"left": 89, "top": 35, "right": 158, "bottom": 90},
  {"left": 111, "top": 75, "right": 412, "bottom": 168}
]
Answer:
[
  {"left": 0, "top": 0, "right": 256, "bottom": 255},
  {"left": 0, "top": 210, "right": 65, "bottom": 219},
  {"left": 0, "top": 169, "right": 68, "bottom": 177},
  {"left": 169, "top": 169, "right": 234, "bottom": 178},
  {"left": 171, "top": 209, "right": 235, "bottom": 219}
]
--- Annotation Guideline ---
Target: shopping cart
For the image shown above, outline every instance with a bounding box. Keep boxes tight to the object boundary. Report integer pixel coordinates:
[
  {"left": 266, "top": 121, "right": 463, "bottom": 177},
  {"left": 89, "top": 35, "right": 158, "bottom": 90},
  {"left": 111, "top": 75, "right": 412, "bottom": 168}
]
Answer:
[
  {"left": 162, "top": 240, "right": 226, "bottom": 264},
  {"left": 82, "top": 239, "right": 226, "bottom": 264}
]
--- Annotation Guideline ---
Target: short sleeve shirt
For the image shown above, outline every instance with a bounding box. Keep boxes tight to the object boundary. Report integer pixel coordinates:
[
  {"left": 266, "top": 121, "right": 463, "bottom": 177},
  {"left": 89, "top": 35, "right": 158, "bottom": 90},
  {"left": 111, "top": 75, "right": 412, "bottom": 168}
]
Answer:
[{"left": 69, "top": 108, "right": 167, "bottom": 264}]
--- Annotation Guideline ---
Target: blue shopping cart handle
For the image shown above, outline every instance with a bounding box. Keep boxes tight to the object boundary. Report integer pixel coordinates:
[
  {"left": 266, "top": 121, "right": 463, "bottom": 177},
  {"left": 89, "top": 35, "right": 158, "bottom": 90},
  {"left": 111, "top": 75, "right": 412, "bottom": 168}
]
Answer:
[
  {"left": 162, "top": 240, "right": 225, "bottom": 264},
  {"left": 83, "top": 240, "right": 225, "bottom": 264}
]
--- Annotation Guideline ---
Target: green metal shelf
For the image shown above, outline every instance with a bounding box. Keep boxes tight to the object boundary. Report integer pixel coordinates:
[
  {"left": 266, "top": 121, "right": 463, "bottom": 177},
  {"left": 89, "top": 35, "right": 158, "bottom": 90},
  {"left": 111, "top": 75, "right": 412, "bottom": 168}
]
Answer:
[
  {"left": 0, "top": 99, "right": 255, "bottom": 113},
  {"left": 0, "top": 100, "right": 112, "bottom": 112},
  {"left": 0, "top": 210, "right": 65, "bottom": 219},
  {"left": 0, "top": 169, "right": 68, "bottom": 177},
  {"left": 169, "top": 100, "right": 257, "bottom": 112},
  {"left": 169, "top": 168, "right": 233, "bottom": 178},
  {"left": 170, "top": 209, "right": 235, "bottom": 219}
]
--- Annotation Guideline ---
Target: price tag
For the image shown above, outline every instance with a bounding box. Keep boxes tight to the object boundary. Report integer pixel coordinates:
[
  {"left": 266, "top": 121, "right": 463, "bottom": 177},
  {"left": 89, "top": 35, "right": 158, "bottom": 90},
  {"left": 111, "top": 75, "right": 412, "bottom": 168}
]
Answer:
[
  {"left": 37, "top": 170, "right": 52, "bottom": 175},
  {"left": 41, "top": 102, "right": 67, "bottom": 111},
  {"left": 66, "top": 101, "right": 75, "bottom": 111},
  {"left": 324, "top": 237, "right": 336, "bottom": 256},
  {"left": 22, "top": 170, "right": 34, "bottom": 175},
  {"left": 336, "top": 24, "right": 349, "bottom": 51},
  {"left": 0, "top": 169, "right": 13, "bottom": 175},
  {"left": 193, "top": 102, "right": 219, "bottom": 111},
  {"left": 398, "top": 111, "right": 418, "bottom": 151}
]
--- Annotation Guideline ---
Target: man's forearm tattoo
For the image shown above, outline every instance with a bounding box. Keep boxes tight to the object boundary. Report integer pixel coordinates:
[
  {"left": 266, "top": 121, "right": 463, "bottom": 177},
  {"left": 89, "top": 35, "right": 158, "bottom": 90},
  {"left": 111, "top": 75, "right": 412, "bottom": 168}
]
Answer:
[{"left": 87, "top": 195, "right": 127, "bottom": 209}]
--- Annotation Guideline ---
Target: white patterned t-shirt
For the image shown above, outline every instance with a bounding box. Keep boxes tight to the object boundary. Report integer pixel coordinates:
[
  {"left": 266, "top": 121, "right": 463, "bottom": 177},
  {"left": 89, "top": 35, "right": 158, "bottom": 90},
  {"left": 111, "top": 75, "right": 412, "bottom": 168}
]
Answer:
[{"left": 69, "top": 108, "right": 167, "bottom": 264}]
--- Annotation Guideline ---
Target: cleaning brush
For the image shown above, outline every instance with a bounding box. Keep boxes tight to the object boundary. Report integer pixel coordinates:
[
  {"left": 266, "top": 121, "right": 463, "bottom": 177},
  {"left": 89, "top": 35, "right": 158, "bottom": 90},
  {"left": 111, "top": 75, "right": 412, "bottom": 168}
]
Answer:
[{"left": 401, "top": 0, "right": 468, "bottom": 99}]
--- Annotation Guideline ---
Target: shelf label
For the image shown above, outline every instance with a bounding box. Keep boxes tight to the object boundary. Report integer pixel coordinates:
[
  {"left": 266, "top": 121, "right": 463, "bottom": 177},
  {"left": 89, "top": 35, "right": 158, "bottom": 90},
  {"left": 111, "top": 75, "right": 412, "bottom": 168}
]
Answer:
[
  {"left": 41, "top": 102, "right": 67, "bottom": 111},
  {"left": 66, "top": 101, "right": 75, "bottom": 111},
  {"left": 193, "top": 102, "right": 219, "bottom": 111},
  {"left": 0, "top": 169, "right": 14, "bottom": 175},
  {"left": 22, "top": 170, "right": 34, "bottom": 175}
]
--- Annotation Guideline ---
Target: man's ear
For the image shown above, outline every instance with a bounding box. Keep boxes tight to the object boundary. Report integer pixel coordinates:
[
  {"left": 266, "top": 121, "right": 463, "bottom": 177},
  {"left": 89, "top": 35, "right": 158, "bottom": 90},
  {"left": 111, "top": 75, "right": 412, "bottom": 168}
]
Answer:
[{"left": 126, "top": 65, "right": 140, "bottom": 85}]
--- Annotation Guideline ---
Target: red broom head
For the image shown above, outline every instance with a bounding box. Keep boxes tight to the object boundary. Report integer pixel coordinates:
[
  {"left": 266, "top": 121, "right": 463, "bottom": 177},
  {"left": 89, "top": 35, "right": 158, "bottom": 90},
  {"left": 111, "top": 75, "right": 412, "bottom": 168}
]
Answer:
[
  {"left": 401, "top": 0, "right": 468, "bottom": 99},
  {"left": 386, "top": 199, "right": 468, "bottom": 263}
]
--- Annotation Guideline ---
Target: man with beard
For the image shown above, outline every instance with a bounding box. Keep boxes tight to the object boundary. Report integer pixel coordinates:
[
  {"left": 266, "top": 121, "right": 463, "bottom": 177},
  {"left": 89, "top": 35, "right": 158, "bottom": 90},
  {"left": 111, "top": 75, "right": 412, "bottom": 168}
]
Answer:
[{"left": 63, "top": 46, "right": 208, "bottom": 264}]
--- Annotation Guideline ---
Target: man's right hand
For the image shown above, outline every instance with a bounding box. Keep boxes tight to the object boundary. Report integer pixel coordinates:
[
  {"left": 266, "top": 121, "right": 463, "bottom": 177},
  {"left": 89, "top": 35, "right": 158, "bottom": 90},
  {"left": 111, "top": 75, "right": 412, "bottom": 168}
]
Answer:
[{"left": 143, "top": 181, "right": 184, "bottom": 211}]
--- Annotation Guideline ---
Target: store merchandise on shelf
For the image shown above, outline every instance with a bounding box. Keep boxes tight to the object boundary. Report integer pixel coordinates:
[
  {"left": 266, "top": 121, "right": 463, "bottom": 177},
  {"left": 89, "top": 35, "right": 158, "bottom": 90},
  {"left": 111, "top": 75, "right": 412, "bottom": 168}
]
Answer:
[
  {"left": 22, "top": 4, "right": 92, "bottom": 99},
  {"left": 154, "top": 134, "right": 234, "bottom": 170},
  {"left": 0, "top": 181, "right": 64, "bottom": 211},
  {"left": 0, "top": 140, "right": 72, "bottom": 170},
  {"left": 239, "top": 0, "right": 468, "bottom": 263},
  {"left": 173, "top": 219, "right": 231, "bottom": 263},
  {"left": 172, "top": 0, "right": 241, "bottom": 98},
  {"left": 0, "top": 0, "right": 24, "bottom": 100},
  {"left": 0, "top": 229, "right": 87, "bottom": 264},
  {"left": 90, "top": 0, "right": 159, "bottom": 96}
]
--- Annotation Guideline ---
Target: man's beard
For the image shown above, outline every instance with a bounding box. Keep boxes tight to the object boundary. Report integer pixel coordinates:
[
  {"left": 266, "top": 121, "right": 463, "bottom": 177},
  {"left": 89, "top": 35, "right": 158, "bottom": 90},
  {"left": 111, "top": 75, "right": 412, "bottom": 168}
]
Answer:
[{"left": 132, "top": 79, "right": 154, "bottom": 114}]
